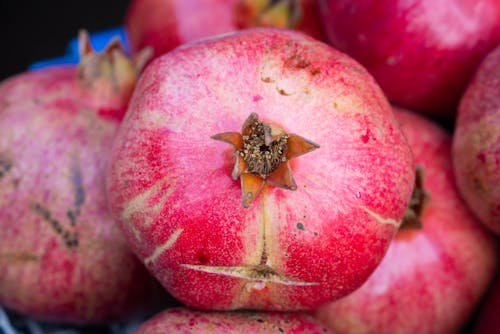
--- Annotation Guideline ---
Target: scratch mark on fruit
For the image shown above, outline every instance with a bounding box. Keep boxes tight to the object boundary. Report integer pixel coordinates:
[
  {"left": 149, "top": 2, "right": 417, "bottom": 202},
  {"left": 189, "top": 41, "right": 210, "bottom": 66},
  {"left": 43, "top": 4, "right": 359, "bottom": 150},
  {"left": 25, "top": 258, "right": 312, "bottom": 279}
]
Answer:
[
  {"left": 0, "top": 154, "right": 13, "bottom": 180},
  {"left": 362, "top": 207, "right": 400, "bottom": 227},
  {"left": 67, "top": 163, "right": 85, "bottom": 226},
  {"left": 180, "top": 264, "right": 319, "bottom": 286},
  {"left": 31, "top": 202, "right": 79, "bottom": 248},
  {"left": 121, "top": 176, "right": 178, "bottom": 240},
  {"left": 145, "top": 228, "right": 183, "bottom": 266},
  {"left": 0, "top": 252, "right": 40, "bottom": 262}
]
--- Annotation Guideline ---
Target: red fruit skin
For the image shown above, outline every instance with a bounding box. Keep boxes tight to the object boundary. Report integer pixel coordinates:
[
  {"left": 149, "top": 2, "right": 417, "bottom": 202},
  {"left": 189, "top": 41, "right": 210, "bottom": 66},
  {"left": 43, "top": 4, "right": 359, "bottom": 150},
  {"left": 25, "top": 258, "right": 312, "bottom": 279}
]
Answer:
[
  {"left": 315, "top": 109, "right": 498, "bottom": 334},
  {"left": 106, "top": 29, "right": 415, "bottom": 311},
  {"left": 452, "top": 44, "right": 500, "bottom": 234},
  {"left": 0, "top": 67, "right": 161, "bottom": 323},
  {"left": 473, "top": 272, "right": 500, "bottom": 334},
  {"left": 318, "top": 0, "right": 500, "bottom": 119},
  {"left": 135, "top": 307, "right": 334, "bottom": 334},
  {"left": 125, "top": 0, "right": 326, "bottom": 61}
]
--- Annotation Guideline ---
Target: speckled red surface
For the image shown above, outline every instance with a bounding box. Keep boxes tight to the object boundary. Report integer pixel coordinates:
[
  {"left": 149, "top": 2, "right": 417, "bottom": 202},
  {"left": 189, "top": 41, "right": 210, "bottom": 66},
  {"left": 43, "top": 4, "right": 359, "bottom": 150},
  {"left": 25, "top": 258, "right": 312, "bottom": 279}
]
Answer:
[{"left": 107, "top": 29, "right": 415, "bottom": 311}]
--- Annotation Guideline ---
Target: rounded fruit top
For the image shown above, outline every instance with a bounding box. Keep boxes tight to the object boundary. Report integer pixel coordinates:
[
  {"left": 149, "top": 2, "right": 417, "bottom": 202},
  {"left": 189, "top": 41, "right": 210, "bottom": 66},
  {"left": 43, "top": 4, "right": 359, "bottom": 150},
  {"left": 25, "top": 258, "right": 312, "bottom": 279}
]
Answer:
[{"left": 107, "top": 28, "right": 415, "bottom": 311}]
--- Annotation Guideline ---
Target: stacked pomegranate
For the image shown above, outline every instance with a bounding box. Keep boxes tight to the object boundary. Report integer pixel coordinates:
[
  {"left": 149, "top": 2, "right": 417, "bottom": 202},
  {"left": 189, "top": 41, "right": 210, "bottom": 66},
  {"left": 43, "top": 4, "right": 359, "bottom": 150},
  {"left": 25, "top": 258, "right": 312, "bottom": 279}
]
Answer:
[{"left": 1, "top": 0, "right": 500, "bottom": 333}]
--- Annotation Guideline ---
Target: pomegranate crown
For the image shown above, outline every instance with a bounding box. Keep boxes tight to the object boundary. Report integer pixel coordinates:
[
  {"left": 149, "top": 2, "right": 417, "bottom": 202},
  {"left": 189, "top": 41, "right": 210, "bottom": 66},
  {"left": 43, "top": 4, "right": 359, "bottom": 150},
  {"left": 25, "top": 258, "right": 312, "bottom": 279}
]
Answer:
[
  {"left": 76, "top": 30, "right": 152, "bottom": 117},
  {"left": 213, "top": 113, "right": 319, "bottom": 208}
]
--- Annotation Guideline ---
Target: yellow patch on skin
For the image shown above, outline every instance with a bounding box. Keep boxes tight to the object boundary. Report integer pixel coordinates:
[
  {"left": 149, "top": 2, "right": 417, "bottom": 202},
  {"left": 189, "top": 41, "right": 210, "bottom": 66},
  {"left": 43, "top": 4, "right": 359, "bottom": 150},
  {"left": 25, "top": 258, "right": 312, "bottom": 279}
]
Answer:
[
  {"left": 144, "top": 228, "right": 183, "bottom": 266},
  {"left": 0, "top": 252, "right": 40, "bottom": 262},
  {"left": 180, "top": 264, "right": 319, "bottom": 286},
  {"left": 331, "top": 93, "right": 366, "bottom": 114},
  {"left": 142, "top": 109, "right": 172, "bottom": 130},
  {"left": 362, "top": 207, "right": 401, "bottom": 228},
  {"left": 121, "top": 175, "right": 179, "bottom": 241}
]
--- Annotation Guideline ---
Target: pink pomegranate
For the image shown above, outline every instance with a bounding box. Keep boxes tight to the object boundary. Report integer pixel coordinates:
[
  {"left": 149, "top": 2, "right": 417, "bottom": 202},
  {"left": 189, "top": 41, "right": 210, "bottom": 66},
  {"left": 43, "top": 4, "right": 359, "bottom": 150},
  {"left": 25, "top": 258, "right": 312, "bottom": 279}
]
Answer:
[
  {"left": 0, "top": 32, "right": 160, "bottom": 323},
  {"left": 125, "top": 0, "right": 325, "bottom": 61},
  {"left": 106, "top": 28, "right": 415, "bottom": 311},
  {"left": 315, "top": 108, "right": 498, "bottom": 334},
  {"left": 452, "top": 44, "right": 500, "bottom": 234},
  {"left": 318, "top": 0, "right": 500, "bottom": 119},
  {"left": 135, "top": 307, "right": 334, "bottom": 334}
]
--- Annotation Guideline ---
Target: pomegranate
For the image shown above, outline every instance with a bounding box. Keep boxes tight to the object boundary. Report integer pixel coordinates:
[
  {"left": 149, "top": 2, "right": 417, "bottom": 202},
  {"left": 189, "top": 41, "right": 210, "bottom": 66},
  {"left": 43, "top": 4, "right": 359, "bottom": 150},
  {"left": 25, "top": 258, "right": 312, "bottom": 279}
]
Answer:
[
  {"left": 0, "top": 32, "right": 160, "bottom": 323},
  {"left": 318, "top": 0, "right": 500, "bottom": 119},
  {"left": 315, "top": 108, "right": 498, "bottom": 334},
  {"left": 125, "top": 0, "right": 325, "bottom": 61},
  {"left": 135, "top": 307, "right": 333, "bottom": 334},
  {"left": 452, "top": 44, "right": 500, "bottom": 234},
  {"left": 106, "top": 28, "right": 415, "bottom": 311}
]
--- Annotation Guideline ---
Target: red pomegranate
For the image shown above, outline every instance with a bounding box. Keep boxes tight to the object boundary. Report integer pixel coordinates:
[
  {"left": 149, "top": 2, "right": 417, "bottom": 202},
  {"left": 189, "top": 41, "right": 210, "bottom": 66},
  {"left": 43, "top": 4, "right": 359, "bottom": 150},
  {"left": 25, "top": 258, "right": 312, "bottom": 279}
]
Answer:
[
  {"left": 318, "top": 0, "right": 500, "bottom": 119},
  {"left": 315, "top": 108, "right": 498, "bottom": 334},
  {"left": 135, "top": 307, "right": 334, "bottom": 334},
  {"left": 125, "top": 0, "right": 325, "bottom": 61},
  {"left": 0, "top": 32, "right": 159, "bottom": 323},
  {"left": 106, "top": 28, "right": 415, "bottom": 311},
  {"left": 452, "top": 44, "right": 500, "bottom": 234}
]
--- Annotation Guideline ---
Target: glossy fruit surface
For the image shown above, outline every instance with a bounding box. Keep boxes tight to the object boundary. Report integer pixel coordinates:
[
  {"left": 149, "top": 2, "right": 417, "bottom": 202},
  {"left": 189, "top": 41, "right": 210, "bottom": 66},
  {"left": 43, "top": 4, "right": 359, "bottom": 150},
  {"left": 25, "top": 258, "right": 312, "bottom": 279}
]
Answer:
[
  {"left": 315, "top": 108, "right": 498, "bottom": 334},
  {"left": 107, "top": 28, "right": 415, "bottom": 311},
  {"left": 452, "top": 44, "right": 500, "bottom": 234},
  {"left": 318, "top": 0, "right": 500, "bottom": 118}
]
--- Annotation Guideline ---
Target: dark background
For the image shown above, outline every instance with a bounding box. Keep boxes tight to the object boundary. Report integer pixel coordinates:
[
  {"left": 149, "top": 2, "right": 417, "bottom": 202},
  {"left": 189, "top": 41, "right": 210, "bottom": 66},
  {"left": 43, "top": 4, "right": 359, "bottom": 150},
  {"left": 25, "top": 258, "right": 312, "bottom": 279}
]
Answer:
[{"left": 0, "top": 0, "right": 130, "bottom": 81}]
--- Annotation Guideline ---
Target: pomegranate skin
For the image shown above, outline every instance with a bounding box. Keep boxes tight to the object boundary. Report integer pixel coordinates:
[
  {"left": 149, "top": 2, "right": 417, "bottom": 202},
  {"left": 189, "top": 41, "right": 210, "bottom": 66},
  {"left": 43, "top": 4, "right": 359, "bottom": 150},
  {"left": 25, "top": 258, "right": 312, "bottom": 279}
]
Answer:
[
  {"left": 473, "top": 272, "right": 500, "bottom": 334},
  {"left": 318, "top": 0, "right": 500, "bottom": 119},
  {"left": 452, "top": 44, "right": 500, "bottom": 234},
  {"left": 107, "top": 28, "right": 415, "bottom": 311},
  {"left": 315, "top": 109, "right": 498, "bottom": 334},
  {"left": 125, "top": 0, "right": 325, "bottom": 61},
  {"left": 135, "top": 307, "right": 333, "bottom": 334},
  {"left": 0, "top": 53, "right": 160, "bottom": 322}
]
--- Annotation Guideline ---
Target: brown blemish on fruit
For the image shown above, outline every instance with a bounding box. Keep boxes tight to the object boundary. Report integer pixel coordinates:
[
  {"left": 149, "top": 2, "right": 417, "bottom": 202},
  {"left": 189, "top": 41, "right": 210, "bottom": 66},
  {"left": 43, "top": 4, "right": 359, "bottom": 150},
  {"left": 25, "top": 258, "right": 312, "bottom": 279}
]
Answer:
[
  {"left": 472, "top": 176, "right": 486, "bottom": 192},
  {"left": 0, "top": 154, "right": 13, "bottom": 180},
  {"left": 31, "top": 202, "right": 79, "bottom": 248},
  {"left": 277, "top": 87, "right": 292, "bottom": 96},
  {"left": 261, "top": 76, "right": 275, "bottom": 83},
  {"left": 284, "top": 54, "right": 311, "bottom": 70},
  {"left": 310, "top": 68, "right": 321, "bottom": 76}
]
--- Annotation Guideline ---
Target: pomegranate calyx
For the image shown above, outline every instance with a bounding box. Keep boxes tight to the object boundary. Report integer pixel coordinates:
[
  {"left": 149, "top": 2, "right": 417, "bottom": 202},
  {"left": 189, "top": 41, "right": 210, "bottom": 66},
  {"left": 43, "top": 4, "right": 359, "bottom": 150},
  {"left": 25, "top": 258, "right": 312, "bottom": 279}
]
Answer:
[
  {"left": 76, "top": 30, "right": 152, "bottom": 118},
  {"left": 401, "top": 166, "right": 429, "bottom": 229},
  {"left": 234, "top": 0, "right": 302, "bottom": 30},
  {"left": 212, "top": 113, "right": 319, "bottom": 208}
]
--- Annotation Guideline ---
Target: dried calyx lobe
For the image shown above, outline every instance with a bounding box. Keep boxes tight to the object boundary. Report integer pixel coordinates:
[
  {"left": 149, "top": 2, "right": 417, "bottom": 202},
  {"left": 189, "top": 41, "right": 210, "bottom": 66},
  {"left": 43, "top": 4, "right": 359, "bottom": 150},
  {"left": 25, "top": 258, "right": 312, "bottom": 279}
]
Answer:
[
  {"left": 213, "top": 113, "right": 319, "bottom": 208},
  {"left": 401, "top": 166, "right": 429, "bottom": 229},
  {"left": 234, "top": 0, "right": 302, "bottom": 30}
]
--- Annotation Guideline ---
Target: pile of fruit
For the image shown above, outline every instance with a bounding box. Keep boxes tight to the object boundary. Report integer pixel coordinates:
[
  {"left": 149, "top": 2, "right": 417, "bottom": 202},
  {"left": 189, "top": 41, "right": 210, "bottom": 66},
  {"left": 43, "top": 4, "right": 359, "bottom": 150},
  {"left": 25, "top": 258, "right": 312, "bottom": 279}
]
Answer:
[{"left": 1, "top": 0, "right": 499, "bottom": 333}]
